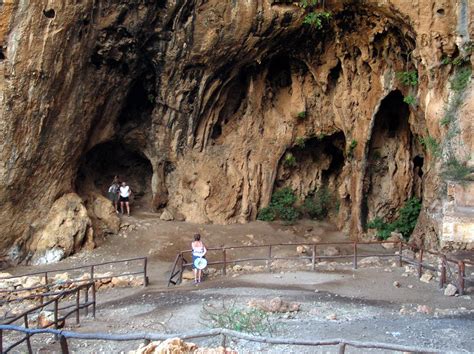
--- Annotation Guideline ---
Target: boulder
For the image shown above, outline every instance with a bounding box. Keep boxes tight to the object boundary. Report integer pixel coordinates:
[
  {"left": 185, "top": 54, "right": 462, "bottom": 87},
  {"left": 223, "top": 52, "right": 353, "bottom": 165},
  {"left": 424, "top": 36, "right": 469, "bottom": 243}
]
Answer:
[
  {"left": 111, "top": 276, "right": 130, "bottom": 287},
  {"left": 296, "top": 245, "right": 308, "bottom": 254},
  {"left": 29, "top": 194, "right": 92, "bottom": 264},
  {"left": 381, "top": 232, "right": 403, "bottom": 249},
  {"left": 160, "top": 209, "right": 174, "bottom": 221},
  {"left": 86, "top": 193, "right": 121, "bottom": 237},
  {"left": 53, "top": 272, "right": 70, "bottom": 283},
  {"left": 444, "top": 284, "right": 457, "bottom": 296},
  {"left": 323, "top": 246, "right": 340, "bottom": 257},
  {"left": 359, "top": 256, "right": 381, "bottom": 266},
  {"left": 248, "top": 297, "right": 300, "bottom": 313},
  {"left": 182, "top": 270, "right": 194, "bottom": 280},
  {"left": 233, "top": 265, "right": 243, "bottom": 272},
  {"left": 419, "top": 272, "right": 433, "bottom": 283}
]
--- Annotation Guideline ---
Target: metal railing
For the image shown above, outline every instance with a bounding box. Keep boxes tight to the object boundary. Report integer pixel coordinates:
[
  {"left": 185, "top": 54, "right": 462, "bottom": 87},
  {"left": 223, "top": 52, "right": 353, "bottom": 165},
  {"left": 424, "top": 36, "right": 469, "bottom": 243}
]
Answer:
[
  {"left": 1, "top": 282, "right": 96, "bottom": 353},
  {"left": 0, "top": 257, "right": 148, "bottom": 302},
  {"left": 0, "top": 325, "right": 442, "bottom": 353},
  {"left": 168, "top": 241, "right": 473, "bottom": 294},
  {"left": 168, "top": 240, "right": 404, "bottom": 286}
]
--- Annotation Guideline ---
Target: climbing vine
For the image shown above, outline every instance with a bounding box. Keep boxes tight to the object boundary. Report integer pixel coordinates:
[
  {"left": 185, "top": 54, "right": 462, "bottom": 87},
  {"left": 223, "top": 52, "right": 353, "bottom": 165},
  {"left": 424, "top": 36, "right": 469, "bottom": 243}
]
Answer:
[{"left": 438, "top": 41, "right": 474, "bottom": 182}]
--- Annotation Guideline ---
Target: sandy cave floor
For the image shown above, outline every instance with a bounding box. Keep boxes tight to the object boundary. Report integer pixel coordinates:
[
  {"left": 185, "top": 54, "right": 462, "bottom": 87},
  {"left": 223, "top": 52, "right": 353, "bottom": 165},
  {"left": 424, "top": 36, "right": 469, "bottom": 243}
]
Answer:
[{"left": 3, "top": 211, "right": 474, "bottom": 353}]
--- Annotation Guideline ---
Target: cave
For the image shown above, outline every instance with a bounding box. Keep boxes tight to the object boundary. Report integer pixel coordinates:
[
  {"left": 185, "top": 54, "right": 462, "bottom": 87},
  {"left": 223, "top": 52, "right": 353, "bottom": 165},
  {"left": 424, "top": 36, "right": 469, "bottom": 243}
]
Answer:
[
  {"left": 275, "top": 132, "right": 346, "bottom": 207},
  {"left": 76, "top": 141, "right": 153, "bottom": 209},
  {"left": 361, "top": 90, "right": 422, "bottom": 229}
]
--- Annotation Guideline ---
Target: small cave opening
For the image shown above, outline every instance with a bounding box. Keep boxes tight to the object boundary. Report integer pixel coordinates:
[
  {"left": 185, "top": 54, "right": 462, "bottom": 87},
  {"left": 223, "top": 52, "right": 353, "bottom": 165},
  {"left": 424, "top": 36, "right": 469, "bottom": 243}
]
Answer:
[
  {"left": 76, "top": 141, "right": 153, "bottom": 210},
  {"left": 266, "top": 55, "right": 292, "bottom": 89},
  {"left": 327, "top": 60, "right": 342, "bottom": 92},
  {"left": 0, "top": 48, "right": 5, "bottom": 61},
  {"left": 43, "top": 9, "right": 56, "bottom": 19},
  {"left": 361, "top": 90, "right": 420, "bottom": 230},
  {"left": 275, "top": 132, "right": 346, "bottom": 210},
  {"left": 118, "top": 72, "right": 155, "bottom": 128}
]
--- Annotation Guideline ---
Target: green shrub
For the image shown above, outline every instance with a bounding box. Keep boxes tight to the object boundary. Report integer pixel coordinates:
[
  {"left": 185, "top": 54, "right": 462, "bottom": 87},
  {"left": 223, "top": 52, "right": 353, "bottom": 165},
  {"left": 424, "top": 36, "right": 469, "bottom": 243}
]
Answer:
[
  {"left": 347, "top": 139, "right": 357, "bottom": 158},
  {"left": 403, "top": 95, "right": 416, "bottom": 105},
  {"left": 298, "top": 0, "right": 321, "bottom": 8},
  {"left": 440, "top": 114, "right": 453, "bottom": 127},
  {"left": 367, "top": 197, "right": 421, "bottom": 240},
  {"left": 441, "top": 157, "right": 474, "bottom": 182},
  {"left": 284, "top": 152, "right": 297, "bottom": 167},
  {"left": 297, "top": 111, "right": 307, "bottom": 120},
  {"left": 303, "top": 187, "right": 333, "bottom": 220},
  {"left": 396, "top": 71, "right": 418, "bottom": 87},
  {"left": 303, "top": 11, "right": 332, "bottom": 29},
  {"left": 257, "top": 187, "right": 299, "bottom": 224},
  {"left": 451, "top": 66, "right": 472, "bottom": 92},
  {"left": 201, "top": 303, "right": 274, "bottom": 336},
  {"left": 295, "top": 136, "right": 306, "bottom": 148},
  {"left": 419, "top": 135, "right": 441, "bottom": 158}
]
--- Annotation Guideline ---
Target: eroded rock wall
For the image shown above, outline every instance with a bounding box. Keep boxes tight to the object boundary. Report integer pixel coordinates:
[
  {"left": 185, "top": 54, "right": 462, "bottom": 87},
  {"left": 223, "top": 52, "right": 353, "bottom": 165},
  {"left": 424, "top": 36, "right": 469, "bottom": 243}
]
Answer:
[{"left": 0, "top": 0, "right": 472, "bottom": 264}]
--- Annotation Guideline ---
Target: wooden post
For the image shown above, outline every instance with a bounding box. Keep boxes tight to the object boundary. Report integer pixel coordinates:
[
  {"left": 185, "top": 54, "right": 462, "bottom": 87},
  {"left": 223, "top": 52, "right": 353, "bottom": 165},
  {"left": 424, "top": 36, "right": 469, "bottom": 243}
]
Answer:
[
  {"left": 458, "top": 261, "right": 465, "bottom": 296},
  {"left": 353, "top": 242, "right": 358, "bottom": 270},
  {"left": 143, "top": 257, "right": 149, "bottom": 287},
  {"left": 59, "top": 335, "right": 70, "bottom": 354},
  {"left": 44, "top": 272, "right": 49, "bottom": 285},
  {"left": 311, "top": 244, "right": 316, "bottom": 271},
  {"left": 0, "top": 329, "right": 3, "bottom": 353},
  {"left": 90, "top": 265, "right": 94, "bottom": 281},
  {"left": 418, "top": 249, "right": 424, "bottom": 278},
  {"left": 24, "top": 314, "right": 33, "bottom": 354},
  {"left": 76, "top": 289, "right": 80, "bottom": 324},
  {"left": 398, "top": 242, "right": 403, "bottom": 267},
  {"left": 178, "top": 254, "right": 184, "bottom": 284},
  {"left": 223, "top": 249, "right": 227, "bottom": 276},
  {"left": 439, "top": 256, "right": 446, "bottom": 289}
]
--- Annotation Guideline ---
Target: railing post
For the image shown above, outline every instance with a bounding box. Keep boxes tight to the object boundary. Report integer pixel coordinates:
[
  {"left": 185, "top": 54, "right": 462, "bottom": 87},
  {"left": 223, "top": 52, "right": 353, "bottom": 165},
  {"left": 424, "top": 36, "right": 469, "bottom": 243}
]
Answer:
[
  {"left": 178, "top": 254, "right": 184, "bottom": 284},
  {"left": 54, "top": 299, "right": 59, "bottom": 329},
  {"left": 311, "top": 244, "right": 316, "bottom": 271},
  {"left": 76, "top": 289, "right": 80, "bottom": 324},
  {"left": 458, "top": 261, "right": 465, "bottom": 296},
  {"left": 439, "top": 256, "right": 447, "bottom": 289},
  {"left": 222, "top": 249, "right": 227, "bottom": 276},
  {"left": 24, "top": 314, "right": 33, "bottom": 354},
  {"left": 0, "top": 329, "right": 3, "bottom": 353},
  {"left": 59, "top": 334, "right": 70, "bottom": 354},
  {"left": 338, "top": 343, "right": 346, "bottom": 354},
  {"left": 267, "top": 246, "right": 272, "bottom": 271},
  {"left": 92, "top": 282, "right": 96, "bottom": 318},
  {"left": 398, "top": 242, "right": 403, "bottom": 267},
  {"left": 90, "top": 265, "right": 95, "bottom": 282},
  {"left": 44, "top": 271, "right": 49, "bottom": 285},
  {"left": 143, "top": 257, "right": 149, "bottom": 287},
  {"left": 84, "top": 285, "right": 89, "bottom": 316},
  {"left": 418, "top": 249, "right": 424, "bottom": 278},
  {"left": 353, "top": 242, "right": 358, "bottom": 270}
]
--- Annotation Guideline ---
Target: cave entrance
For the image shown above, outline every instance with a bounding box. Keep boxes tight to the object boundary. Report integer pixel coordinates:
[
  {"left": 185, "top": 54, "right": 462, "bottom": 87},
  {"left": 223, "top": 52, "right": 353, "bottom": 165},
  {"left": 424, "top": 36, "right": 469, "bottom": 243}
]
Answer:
[
  {"left": 361, "top": 90, "right": 422, "bottom": 229},
  {"left": 275, "top": 132, "right": 346, "bottom": 217},
  {"left": 76, "top": 141, "right": 153, "bottom": 210}
]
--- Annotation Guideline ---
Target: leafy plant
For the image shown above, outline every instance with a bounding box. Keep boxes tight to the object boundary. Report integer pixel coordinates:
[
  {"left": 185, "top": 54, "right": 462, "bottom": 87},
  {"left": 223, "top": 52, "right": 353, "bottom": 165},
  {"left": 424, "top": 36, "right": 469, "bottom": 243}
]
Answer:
[
  {"left": 441, "top": 157, "right": 474, "bottom": 182},
  {"left": 302, "top": 187, "right": 334, "bottom": 220},
  {"left": 257, "top": 187, "right": 299, "bottom": 224},
  {"left": 396, "top": 70, "right": 418, "bottom": 87},
  {"left": 303, "top": 11, "right": 332, "bottom": 30},
  {"left": 295, "top": 136, "right": 306, "bottom": 148},
  {"left": 367, "top": 198, "right": 421, "bottom": 240},
  {"left": 419, "top": 135, "right": 441, "bottom": 158},
  {"left": 298, "top": 0, "right": 321, "bottom": 8},
  {"left": 450, "top": 66, "right": 472, "bottom": 92},
  {"left": 440, "top": 114, "right": 453, "bottom": 127},
  {"left": 283, "top": 152, "right": 297, "bottom": 167},
  {"left": 347, "top": 139, "right": 357, "bottom": 158},
  {"left": 403, "top": 94, "right": 416, "bottom": 105},
  {"left": 201, "top": 302, "right": 274, "bottom": 336},
  {"left": 297, "top": 111, "right": 307, "bottom": 120},
  {"left": 441, "top": 57, "right": 451, "bottom": 65}
]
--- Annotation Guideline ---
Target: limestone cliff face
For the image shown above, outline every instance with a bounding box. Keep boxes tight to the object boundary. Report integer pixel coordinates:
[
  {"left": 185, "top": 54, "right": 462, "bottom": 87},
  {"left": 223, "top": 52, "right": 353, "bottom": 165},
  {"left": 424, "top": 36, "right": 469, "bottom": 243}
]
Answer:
[{"left": 0, "top": 0, "right": 472, "bottom": 264}]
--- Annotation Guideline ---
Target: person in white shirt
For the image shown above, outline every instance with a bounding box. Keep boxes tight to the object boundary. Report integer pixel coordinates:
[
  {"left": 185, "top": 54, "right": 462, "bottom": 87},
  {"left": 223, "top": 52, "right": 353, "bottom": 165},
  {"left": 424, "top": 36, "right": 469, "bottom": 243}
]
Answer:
[{"left": 119, "top": 181, "right": 132, "bottom": 216}]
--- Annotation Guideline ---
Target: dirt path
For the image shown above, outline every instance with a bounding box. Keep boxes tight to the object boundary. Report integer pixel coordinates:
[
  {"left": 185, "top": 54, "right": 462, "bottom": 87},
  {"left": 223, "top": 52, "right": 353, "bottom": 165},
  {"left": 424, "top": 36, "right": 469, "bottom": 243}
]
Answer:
[{"left": 3, "top": 214, "right": 474, "bottom": 352}]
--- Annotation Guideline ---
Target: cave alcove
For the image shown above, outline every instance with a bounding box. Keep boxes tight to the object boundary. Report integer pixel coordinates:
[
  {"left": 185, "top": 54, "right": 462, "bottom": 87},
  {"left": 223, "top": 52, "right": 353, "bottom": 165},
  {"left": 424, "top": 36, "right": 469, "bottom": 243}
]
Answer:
[
  {"left": 275, "top": 132, "right": 346, "bottom": 210},
  {"left": 361, "top": 90, "right": 423, "bottom": 229},
  {"left": 76, "top": 141, "right": 153, "bottom": 209}
]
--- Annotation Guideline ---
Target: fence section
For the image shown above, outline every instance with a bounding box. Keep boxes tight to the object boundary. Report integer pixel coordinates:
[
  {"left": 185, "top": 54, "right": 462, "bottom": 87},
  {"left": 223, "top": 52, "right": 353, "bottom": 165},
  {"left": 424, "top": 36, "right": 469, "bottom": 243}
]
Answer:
[
  {"left": 1, "top": 282, "right": 96, "bottom": 353},
  {"left": 0, "top": 257, "right": 148, "bottom": 302},
  {"left": 0, "top": 325, "right": 441, "bottom": 353},
  {"left": 168, "top": 241, "right": 472, "bottom": 294}
]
